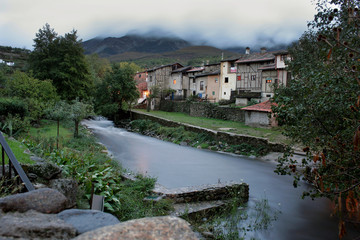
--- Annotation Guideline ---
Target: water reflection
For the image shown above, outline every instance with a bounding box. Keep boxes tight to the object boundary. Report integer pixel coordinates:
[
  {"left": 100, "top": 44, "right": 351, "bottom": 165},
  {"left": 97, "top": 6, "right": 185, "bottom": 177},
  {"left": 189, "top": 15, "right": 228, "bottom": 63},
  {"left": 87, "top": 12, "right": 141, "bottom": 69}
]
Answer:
[{"left": 82, "top": 118, "right": 356, "bottom": 239}]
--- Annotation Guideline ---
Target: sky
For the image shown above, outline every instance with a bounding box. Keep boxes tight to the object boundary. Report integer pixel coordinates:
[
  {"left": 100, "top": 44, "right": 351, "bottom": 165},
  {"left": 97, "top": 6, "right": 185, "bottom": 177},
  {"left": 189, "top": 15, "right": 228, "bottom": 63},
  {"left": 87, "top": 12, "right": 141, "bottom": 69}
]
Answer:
[{"left": 0, "top": 0, "right": 317, "bottom": 50}]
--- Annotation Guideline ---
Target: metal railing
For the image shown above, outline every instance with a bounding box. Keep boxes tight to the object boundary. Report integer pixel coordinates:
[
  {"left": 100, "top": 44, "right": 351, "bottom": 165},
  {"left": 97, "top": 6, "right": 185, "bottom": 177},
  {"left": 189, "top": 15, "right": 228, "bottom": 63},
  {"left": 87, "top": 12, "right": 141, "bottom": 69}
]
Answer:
[{"left": 0, "top": 132, "right": 34, "bottom": 192}]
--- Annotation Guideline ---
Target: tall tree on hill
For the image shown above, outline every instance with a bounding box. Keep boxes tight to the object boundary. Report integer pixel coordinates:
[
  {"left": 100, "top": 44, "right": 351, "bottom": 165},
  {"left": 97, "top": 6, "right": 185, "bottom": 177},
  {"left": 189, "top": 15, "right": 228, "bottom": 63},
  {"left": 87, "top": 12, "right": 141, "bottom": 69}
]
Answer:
[
  {"left": 95, "top": 63, "right": 139, "bottom": 120},
  {"left": 28, "top": 24, "right": 93, "bottom": 100},
  {"left": 272, "top": 0, "right": 360, "bottom": 238}
]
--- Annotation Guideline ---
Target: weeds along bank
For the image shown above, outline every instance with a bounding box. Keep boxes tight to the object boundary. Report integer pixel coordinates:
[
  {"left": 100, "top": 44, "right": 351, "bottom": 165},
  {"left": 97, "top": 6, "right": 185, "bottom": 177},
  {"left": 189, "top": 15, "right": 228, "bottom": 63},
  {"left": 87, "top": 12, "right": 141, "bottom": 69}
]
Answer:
[
  {"left": 13, "top": 120, "right": 173, "bottom": 221},
  {"left": 127, "top": 113, "right": 285, "bottom": 156}
]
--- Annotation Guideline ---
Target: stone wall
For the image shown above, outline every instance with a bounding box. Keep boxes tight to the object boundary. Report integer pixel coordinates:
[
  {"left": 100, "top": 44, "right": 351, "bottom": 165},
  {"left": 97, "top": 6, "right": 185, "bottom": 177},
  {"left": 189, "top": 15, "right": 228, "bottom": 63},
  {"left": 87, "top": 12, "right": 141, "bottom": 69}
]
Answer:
[
  {"left": 159, "top": 100, "right": 245, "bottom": 122},
  {"left": 130, "top": 111, "right": 285, "bottom": 152}
]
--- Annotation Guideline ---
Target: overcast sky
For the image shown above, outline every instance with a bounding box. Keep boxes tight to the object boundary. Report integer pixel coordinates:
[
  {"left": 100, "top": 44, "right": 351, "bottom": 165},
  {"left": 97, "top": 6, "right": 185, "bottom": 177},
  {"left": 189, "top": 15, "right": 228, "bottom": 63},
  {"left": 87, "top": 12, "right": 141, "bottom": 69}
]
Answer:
[{"left": 0, "top": 0, "right": 316, "bottom": 50}]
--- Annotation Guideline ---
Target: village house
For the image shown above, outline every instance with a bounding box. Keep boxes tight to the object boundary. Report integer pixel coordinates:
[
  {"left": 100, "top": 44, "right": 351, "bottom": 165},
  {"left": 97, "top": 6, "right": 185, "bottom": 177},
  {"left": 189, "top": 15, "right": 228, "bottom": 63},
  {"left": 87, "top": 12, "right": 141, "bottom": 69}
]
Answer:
[
  {"left": 186, "top": 67, "right": 204, "bottom": 97},
  {"left": 147, "top": 63, "right": 183, "bottom": 97},
  {"left": 169, "top": 66, "right": 192, "bottom": 99},
  {"left": 134, "top": 71, "right": 148, "bottom": 100},
  {"left": 234, "top": 48, "right": 290, "bottom": 105},
  {"left": 192, "top": 63, "right": 221, "bottom": 101},
  {"left": 219, "top": 56, "right": 241, "bottom": 100},
  {"left": 241, "top": 100, "right": 278, "bottom": 127}
]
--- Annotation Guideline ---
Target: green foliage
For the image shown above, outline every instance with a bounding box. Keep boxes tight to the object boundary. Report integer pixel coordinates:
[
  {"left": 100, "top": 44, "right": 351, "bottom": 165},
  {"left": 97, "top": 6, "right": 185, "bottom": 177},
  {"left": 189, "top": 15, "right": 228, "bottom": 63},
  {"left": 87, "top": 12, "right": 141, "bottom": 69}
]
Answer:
[
  {"left": 95, "top": 63, "right": 139, "bottom": 118},
  {"left": 0, "top": 97, "right": 28, "bottom": 118},
  {"left": 69, "top": 99, "right": 94, "bottom": 138},
  {"left": 23, "top": 123, "right": 172, "bottom": 220},
  {"left": 1, "top": 114, "right": 30, "bottom": 137},
  {"left": 28, "top": 24, "right": 93, "bottom": 100},
  {"left": 3, "top": 71, "right": 58, "bottom": 121},
  {"left": 272, "top": 0, "right": 360, "bottom": 236},
  {"left": 85, "top": 54, "right": 111, "bottom": 86}
]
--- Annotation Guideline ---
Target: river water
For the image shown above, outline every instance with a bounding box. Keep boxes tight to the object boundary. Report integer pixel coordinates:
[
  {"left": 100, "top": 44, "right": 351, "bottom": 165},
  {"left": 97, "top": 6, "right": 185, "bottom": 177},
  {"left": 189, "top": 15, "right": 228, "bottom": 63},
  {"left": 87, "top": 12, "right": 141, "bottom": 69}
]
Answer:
[{"left": 82, "top": 118, "right": 357, "bottom": 239}]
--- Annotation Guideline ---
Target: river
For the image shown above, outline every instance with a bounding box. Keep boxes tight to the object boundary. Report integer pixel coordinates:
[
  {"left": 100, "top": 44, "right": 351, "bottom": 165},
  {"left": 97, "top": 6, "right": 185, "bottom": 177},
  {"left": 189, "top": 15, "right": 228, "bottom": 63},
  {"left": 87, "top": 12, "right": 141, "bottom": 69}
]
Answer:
[{"left": 82, "top": 118, "right": 357, "bottom": 239}]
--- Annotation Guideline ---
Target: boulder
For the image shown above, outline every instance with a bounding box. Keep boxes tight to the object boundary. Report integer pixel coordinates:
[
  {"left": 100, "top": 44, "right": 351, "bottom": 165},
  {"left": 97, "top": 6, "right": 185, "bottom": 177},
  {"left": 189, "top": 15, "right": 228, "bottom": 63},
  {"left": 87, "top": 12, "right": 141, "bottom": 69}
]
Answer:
[
  {"left": 0, "top": 210, "right": 77, "bottom": 240},
  {"left": 49, "top": 179, "right": 78, "bottom": 208},
  {"left": 22, "top": 162, "right": 62, "bottom": 180},
  {"left": 74, "top": 216, "right": 199, "bottom": 240},
  {"left": 0, "top": 188, "right": 67, "bottom": 213},
  {"left": 58, "top": 209, "right": 120, "bottom": 234}
]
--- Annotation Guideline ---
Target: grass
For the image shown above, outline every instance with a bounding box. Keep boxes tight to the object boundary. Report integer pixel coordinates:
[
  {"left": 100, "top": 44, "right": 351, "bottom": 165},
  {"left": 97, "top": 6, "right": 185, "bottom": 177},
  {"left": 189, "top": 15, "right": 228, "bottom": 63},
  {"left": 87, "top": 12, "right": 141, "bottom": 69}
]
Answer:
[
  {"left": 4, "top": 136, "right": 34, "bottom": 164},
  {"left": 133, "top": 109, "right": 289, "bottom": 144},
  {"left": 27, "top": 119, "right": 73, "bottom": 140}
]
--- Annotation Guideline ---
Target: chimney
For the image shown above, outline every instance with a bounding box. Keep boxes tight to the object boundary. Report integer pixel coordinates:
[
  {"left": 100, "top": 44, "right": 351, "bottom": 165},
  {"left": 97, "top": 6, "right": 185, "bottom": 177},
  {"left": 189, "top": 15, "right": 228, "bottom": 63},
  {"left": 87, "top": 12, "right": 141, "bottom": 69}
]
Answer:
[
  {"left": 260, "top": 47, "right": 267, "bottom": 53},
  {"left": 245, "top": 47, "right": 250, "bottom": 55}
]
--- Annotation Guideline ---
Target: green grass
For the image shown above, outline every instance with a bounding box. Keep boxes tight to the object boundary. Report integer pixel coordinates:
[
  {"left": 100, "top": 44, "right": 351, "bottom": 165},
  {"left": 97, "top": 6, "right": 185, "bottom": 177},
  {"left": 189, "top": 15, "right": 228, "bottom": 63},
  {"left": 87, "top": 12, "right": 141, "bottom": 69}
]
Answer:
[
  {"left": 134, "top": 109, "right": 289, "bottom": 144},
  {"left": 27, "top": 119, "right": 72, "bottom": 140},
  {"left": 5, "top": 137, "right": 34, "bottom": 164}
]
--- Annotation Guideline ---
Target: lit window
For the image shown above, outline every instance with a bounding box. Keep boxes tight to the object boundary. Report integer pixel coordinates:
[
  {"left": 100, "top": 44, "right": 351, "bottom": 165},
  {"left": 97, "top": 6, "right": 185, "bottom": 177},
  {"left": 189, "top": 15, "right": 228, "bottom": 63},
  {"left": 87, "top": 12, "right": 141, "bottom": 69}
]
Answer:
[
  {"left": 266, "top": 79, "right": 272, "bottom": 83},
  {"left": 173, "top": 79, "right": 176, "bottom": 84}
]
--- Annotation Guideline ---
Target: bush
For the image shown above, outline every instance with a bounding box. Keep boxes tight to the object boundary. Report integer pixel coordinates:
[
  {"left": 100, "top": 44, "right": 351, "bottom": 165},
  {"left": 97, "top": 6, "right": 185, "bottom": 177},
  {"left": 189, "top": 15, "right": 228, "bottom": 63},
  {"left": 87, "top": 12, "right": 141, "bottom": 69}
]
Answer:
[{"left": 0, "top": 97, "right": 28, "bottom": 119}]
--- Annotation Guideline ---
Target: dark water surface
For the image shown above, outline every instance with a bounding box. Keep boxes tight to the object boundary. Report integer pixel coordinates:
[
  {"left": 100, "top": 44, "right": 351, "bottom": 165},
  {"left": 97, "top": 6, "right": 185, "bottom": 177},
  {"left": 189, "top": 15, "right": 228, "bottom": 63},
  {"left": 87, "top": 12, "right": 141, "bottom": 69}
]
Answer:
[{"left": 83, "top": 119, "right": 357, "bottom": 239}]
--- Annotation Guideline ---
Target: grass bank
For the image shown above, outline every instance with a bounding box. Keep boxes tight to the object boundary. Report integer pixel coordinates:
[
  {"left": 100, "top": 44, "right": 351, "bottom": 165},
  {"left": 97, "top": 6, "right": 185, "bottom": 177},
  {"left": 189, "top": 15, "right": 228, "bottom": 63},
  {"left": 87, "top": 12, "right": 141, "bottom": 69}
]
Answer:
[
  {"left": 133, "top": 109, "right": 288, "bottom": 144},
  {"left": 16, "top": 119, "right": 172, "bottom": 220}
]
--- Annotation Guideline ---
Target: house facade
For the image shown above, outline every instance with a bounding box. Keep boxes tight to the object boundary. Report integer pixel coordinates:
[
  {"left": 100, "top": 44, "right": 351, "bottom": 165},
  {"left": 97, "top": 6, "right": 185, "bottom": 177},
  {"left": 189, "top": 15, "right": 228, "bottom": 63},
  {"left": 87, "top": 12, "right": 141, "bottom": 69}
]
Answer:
[
  {"left": 134, "top": 71, "right": 148, "bottom": 98},
  {"left": 169, "top": 66, "right": 192, "bottom": 99},
  {"left": 219, "top": 57, "right": 239, "bottom": 100},
  {"left": 234, "top": 48, "right": 290, "bottom": 105},
  {"left": 147, "top": 63, "right": 183, "bottom": 96}
]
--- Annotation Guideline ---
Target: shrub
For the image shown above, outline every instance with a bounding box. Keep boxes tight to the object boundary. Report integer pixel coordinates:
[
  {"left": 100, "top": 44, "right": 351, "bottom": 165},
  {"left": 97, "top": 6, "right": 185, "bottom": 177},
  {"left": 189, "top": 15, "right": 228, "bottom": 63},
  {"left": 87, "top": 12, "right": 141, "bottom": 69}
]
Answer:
[{"left": 0, "top": 97, "right": 28, "bottom": 119}]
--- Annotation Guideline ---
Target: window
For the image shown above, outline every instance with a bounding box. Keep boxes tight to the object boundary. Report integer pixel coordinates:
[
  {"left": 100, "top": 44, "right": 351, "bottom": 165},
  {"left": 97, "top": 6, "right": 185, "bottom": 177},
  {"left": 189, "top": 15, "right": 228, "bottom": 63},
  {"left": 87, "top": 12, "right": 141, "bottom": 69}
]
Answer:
[
  {"left": 215, "top": 78, "right": 218, "bottom": 83},
  {"left": 150, "top": 76, "right": 152, "bottom": 82},
  {"left": 200, "top": 81, "right": 204, "bottom": 91},
  {"left": 173, "top": 79, "right": 176, "bottom": 84},
  {"left": 237, "top": 76, "right": 241, "bottom": 81},
  {"left": 225, "top": 77, "right": 229, "bottom": 83},
  {"left": 266, "top": 79, "right": 272, "bottom": 83},
  {"left": 139, "top": 74, "right": 141, "bottom": 78},
  {"left": 193, "top": 79, "right": 196, "bottom": 83},
  {"left": 251, "top": 75, "right": 256, "bottom": 81},
  {"left": 224, "top": 92, "right": 226, "bottom": 95},
  {"left": 212, "top": 91, "right": 215, "bottom": 95}
]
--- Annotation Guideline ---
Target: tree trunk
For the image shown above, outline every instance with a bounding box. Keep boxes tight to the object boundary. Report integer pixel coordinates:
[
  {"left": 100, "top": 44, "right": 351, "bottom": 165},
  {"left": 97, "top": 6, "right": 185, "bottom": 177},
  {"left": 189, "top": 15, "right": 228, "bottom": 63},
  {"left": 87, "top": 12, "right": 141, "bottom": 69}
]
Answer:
[
  {"left": 57, "top": 119, "right": 60, "bottom": 149},
  {"left": 74, "top": 120, "right": 79, "bottom": 138}
]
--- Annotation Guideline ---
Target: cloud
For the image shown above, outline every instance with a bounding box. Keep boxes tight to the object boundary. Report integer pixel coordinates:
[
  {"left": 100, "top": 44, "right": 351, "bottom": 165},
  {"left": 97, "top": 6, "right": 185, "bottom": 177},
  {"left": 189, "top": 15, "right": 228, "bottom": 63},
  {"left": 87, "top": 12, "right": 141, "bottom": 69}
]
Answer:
[{"left": 0, "top": 0, "right": 316, "bottom": 49}]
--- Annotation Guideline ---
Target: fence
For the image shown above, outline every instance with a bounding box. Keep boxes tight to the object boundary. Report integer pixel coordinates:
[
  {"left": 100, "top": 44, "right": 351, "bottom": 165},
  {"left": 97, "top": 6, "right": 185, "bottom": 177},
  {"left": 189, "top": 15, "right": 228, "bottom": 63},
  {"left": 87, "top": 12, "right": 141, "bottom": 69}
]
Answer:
[{"left": 0, "top": 132, "right": 34, "bottom": 192}]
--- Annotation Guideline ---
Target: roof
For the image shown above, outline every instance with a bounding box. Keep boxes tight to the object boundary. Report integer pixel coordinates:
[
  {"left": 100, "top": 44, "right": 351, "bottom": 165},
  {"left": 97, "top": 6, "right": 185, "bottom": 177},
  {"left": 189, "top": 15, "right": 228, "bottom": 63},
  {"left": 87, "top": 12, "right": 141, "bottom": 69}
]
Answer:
[
  {"left": 195, "top": 70, "right": 220, "bottom": 78},
  {"left": 235, "top": 52, "right": 275, "bottom": 64},
  {"left": 242, "top": 100, "right": 277, "bottom": 113},
  {"left": 258, "top": 63, "right": 276, "bottom": 70},
  {"left": 272, "top": 50, "right": 289, "bottom": 55},
  {"left": 147, "top": 63, "right": 183, "bottom": 72},
  {"left": 171, "top": 66, "right": 192, "bottom": 73},
  {"left": 221, "top": 56, "right": 242, "bottom": 62},
  {"left": 186, "top": 67, "right": 204, "bottom": 73}
]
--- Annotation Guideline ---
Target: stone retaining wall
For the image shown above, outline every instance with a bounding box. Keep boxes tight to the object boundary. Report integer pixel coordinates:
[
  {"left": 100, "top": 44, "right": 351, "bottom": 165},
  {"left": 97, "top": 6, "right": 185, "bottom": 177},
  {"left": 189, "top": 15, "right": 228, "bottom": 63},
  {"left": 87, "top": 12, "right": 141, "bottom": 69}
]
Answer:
[
  {"left": 130, "top": 111, "right": 285, "bottom": 152},
  {"left": 159, "top": 100, "right": 245, "bottom": 122},
  {"left": 153, "top": 182, "right": 249, "bottom": 204}
]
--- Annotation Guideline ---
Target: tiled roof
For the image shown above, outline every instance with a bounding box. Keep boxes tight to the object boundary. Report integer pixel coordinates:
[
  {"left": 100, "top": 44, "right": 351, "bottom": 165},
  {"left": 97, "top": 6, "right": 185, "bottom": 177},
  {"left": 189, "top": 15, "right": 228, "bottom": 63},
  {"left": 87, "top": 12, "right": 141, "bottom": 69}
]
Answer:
[
  {"left": 186, "top": 67, "right": 204, "bottom": 73},
  {"left": 242, "top": 100, "right": 277, "bottom": 113},
  {"left": 195, "top": 70, "right": 220, "bottom": 77},
  {"left": 258, "top": 63, "right": 276, "bottom": 70},
  {"left": 172, "top": 66, "right": 192, "bottom": 73},
  {"left": 235, "top": 52, "right": 275, "bottom": 64}
]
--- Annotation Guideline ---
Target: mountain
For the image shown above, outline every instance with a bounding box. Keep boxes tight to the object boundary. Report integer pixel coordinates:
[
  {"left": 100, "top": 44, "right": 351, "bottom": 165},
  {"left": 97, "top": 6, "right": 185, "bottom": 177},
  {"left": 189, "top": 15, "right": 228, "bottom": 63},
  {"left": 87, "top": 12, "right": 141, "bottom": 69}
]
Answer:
[{"left": 82, "top": 35, "right": 191, "bottom": 57}]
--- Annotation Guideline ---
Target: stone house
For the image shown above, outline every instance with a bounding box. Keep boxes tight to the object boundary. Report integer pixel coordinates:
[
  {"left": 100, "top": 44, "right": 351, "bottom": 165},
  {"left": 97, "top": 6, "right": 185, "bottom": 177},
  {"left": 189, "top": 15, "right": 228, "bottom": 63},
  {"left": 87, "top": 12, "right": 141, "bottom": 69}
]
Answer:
[
  {"left": 241, "top": 100, "right": 278, "bottom": 127},
  {"left": 186, "top": 67, "right": 204, "bottom": 97},
  {"left": 169, "top": 66, "right": 192, "bottom": 100},
  {"left": 192, "top": 63, "right": 221, "bottom": 102},
  {"left": 147, "top": 63, "right": 183, "bottom": 97},
  {"left": 134, "top": 71, "right": 148, "bottom": 99},
  {"left": 234, "top": 48, "right": 290, "bottom": 105}
]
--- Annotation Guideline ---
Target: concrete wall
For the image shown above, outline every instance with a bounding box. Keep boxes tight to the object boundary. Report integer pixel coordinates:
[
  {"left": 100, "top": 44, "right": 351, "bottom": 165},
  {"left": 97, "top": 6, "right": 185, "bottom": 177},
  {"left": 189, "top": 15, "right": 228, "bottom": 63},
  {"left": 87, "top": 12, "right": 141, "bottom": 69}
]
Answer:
[{"left": 244, "top": 111, "right": 270, "bottom": 127}]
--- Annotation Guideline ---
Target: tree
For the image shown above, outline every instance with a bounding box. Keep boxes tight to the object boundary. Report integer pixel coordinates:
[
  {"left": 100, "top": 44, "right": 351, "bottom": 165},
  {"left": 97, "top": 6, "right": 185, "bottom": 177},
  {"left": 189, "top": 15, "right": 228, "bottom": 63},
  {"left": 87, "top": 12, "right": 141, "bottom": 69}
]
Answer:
[
  {"left": 45, "top": 100, "right": 69, "bottom": 149},
  {"left": 4, "top": 71, "right": 58, "bottom": 121},
  {"left": 28, "top": 24, "right": 93, "bottom": 100},
  {"left": 69, "top": 99, "right": 94, "bottom": 138},
  {"left": 95, "top": 63, "right": 139, "bottom": 119},
  {"left": 272, "top": 0, "right": 360, "bottom": 237}
]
